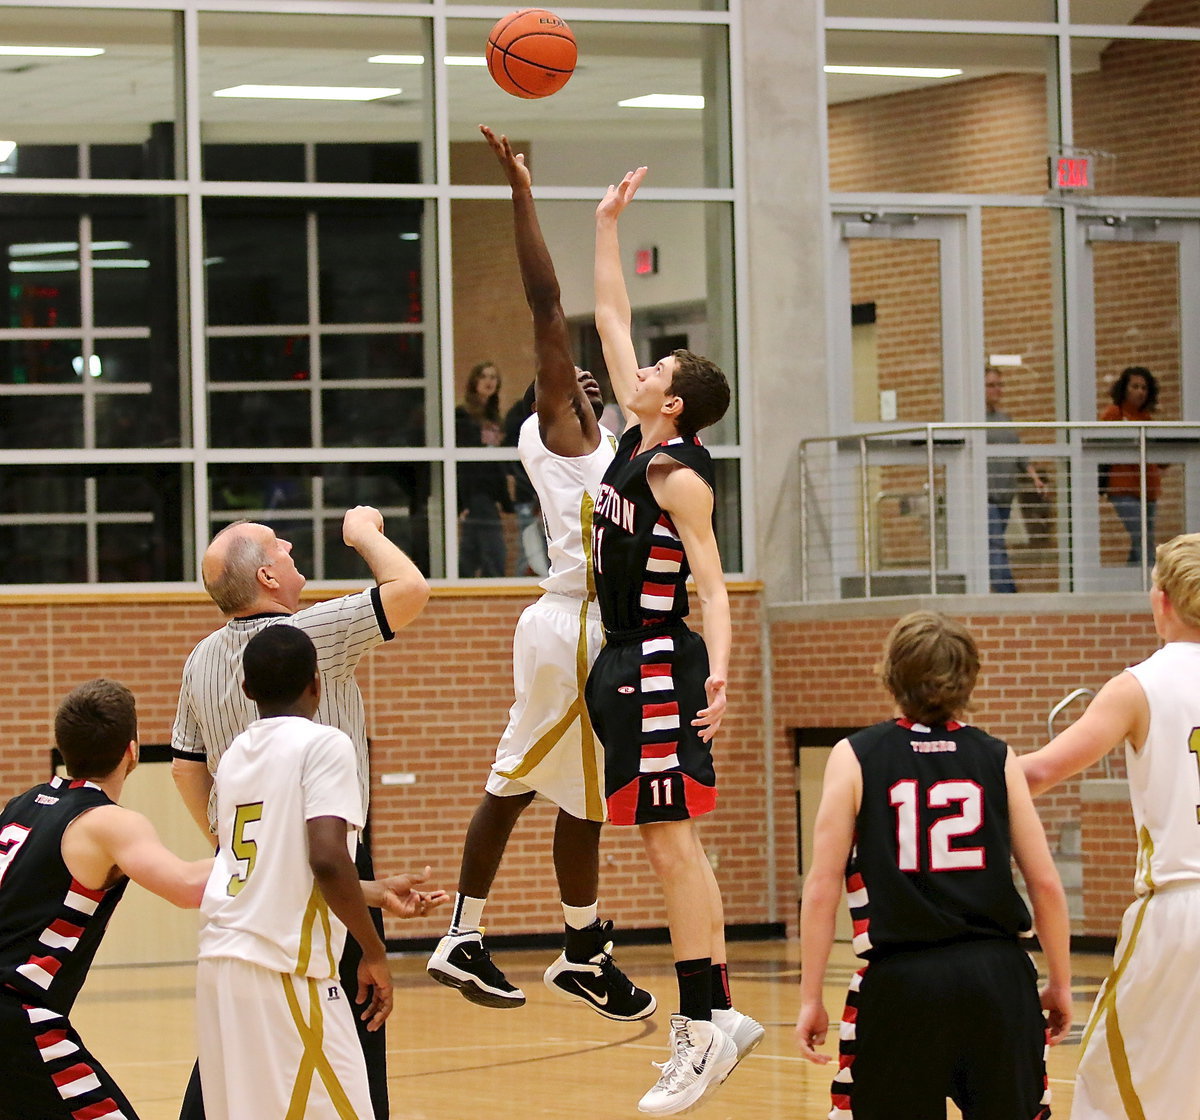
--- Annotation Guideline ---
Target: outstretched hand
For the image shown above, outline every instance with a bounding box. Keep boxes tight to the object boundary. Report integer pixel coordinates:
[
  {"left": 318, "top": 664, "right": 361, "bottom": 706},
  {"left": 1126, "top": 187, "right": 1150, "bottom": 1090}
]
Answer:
[
  {"left": 363, "top": 865, "right": 449, "bottom": 919},
  {"left": 691, "top": 676, "right": 727, "bottom": 742},
  {"left": 596, "top": 166, "right": 648, "bottom": 223},
  {"left": 480, "top": 124, "right": 532, "bottom": 191}
]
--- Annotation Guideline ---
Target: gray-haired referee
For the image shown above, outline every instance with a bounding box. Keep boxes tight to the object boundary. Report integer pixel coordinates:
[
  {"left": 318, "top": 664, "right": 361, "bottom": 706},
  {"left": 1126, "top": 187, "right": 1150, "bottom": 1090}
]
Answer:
[{"left": 171, "top": 504, "right": 429, "bottom": 1120}]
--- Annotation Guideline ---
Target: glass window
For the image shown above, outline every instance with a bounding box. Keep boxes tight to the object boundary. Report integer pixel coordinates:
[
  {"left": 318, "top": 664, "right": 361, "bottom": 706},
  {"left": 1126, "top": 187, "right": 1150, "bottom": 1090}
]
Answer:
[
  {"left": 205, "top": 197, "right": 435, "bottom": 449},
  {"left": 827, "top": 32, "right": 1058, "bottom": 194},
  {"left": 210, "top": 463, "right": 439, "bottom": 578},
  {"left": 1072, "top": 36, "right": 1200, "bottom": 196},
  {"left": 827, "top": 0, "right": 1055, "bottom": 16},
  {"left": 1070, "top": 1, "right": 1200, "bottom": 26},
  {"left": 0, "top": 9, "right": 178, "bottom": 180},
  {"left": 451, "top": 198, "right": 737, "bottom": 445},
  {"left": 198, "top": 13, "right": 432, "bottom": 184},
  {"left": 448, "top": 20, "right": 731, "bottom": 189},
  {"left": 1, "top": 196, "right": 183, "bottom": 450},
  {"left": 0, "top": 465, "right": 187, "bottom": 582}
]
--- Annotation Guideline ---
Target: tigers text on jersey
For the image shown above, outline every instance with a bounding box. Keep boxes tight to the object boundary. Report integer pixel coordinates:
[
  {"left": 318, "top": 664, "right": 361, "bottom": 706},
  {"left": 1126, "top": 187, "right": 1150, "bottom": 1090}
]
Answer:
[
  {"left": 0, "top": 777, "right": 128, "bottom": 1014},
  {"left": 591, "top": 425, "right": 716, "bottom": 634},
  {"left": 1124, "top": 641, "right": 1200, "bottom": 893},
  {"left": 845, "top": 719, "right": 1031, "bottom": 958},
  {"left": 518, "top": 413, "right": 616, "bottom": 598},
  {"left": 199, "top": 716, "right": 363, "bottom": 979},
  {"left": 172, "top": 587, "right": 391, "bottom": 824}
]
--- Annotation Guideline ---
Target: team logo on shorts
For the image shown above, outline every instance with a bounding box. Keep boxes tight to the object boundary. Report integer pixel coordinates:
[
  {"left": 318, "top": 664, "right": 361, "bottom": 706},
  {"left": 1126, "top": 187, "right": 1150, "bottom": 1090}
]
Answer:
[
  {"left": 617, "top": 685, "right": 635, "bottom": 694},
  {"left": 326, "top": 986, "right": 341, "bottom": 1001}
]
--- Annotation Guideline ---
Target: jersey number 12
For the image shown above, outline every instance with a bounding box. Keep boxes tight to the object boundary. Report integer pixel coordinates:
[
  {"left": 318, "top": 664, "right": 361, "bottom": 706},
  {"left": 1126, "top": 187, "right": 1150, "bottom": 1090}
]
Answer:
[{"left": 889, "top": 779, "right": 985, "bottom": 872}]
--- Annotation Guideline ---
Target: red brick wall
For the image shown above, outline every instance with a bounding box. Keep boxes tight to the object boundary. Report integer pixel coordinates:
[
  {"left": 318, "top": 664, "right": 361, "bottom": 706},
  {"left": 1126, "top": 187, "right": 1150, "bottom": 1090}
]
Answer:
[
  {"left": 771, "top": 605, "right": 1158, "bottom": 937},
  {"left": 1080, "top": 790, "right": 1139, "bottom": 937},
  {"left": 0, "top": 586, "right": 779, "bottom": 946}
]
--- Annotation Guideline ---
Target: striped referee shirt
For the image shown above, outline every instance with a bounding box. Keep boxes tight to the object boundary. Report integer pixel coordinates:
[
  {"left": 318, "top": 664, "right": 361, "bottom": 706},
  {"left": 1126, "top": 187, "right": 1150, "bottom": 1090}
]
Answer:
[{"left": 171, "top": 587, "right": 393, "bottom": 827}]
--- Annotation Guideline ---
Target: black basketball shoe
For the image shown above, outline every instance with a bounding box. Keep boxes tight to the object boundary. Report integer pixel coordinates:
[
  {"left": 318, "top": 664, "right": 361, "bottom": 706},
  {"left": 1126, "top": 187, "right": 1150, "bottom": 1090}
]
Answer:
[
  {"left": 427, "top": 931, "right": 526, "bottom": 1008},
  {"left": 543, "top": 919, "right": 656, "bottom": 1021}
]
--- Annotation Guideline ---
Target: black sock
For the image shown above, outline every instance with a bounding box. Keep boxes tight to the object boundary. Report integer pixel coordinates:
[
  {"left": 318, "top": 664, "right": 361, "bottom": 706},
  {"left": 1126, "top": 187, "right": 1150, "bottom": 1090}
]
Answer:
[
  {"left": 564, "top": 920, "right": 601, "bottom": 963},
  {"left": 675, "top": 957, "right": 712, "bottom": 1021},
  {"left": 710, "top": 962, "right": 732, "bottom": 1011}
]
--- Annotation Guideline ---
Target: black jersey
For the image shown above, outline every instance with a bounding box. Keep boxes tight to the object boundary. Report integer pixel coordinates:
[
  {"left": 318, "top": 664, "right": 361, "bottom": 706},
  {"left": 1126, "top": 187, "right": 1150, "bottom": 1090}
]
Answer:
[
  {"left": 845, "top": 719, "right": 1031, "bottom": 959},
  {"left": 591, "top": 425, "right": 716, "bottom": 634},
  {"left": 0, "top": 777, "right": 128, "bottom": 1014}
]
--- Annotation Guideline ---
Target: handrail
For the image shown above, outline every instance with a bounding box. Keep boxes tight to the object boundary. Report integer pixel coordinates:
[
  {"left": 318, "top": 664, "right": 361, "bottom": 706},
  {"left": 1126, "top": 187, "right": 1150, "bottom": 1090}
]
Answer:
[{"left": 1046, "top": 687, "right": 1111, "bottom": 779}]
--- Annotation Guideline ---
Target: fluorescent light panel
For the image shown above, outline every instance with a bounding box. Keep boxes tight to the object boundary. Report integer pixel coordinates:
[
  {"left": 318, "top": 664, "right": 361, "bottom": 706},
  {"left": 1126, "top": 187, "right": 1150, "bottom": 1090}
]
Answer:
[
  {"left": 9, "top": 240, "right": 131, "bottom": 257},
  {"left": 0, "top": 45, "right": 104, "bottom": 57},
  {"left": 618, "top": 94, "right": 704, "bottom": 110},
  {"left": 824, "top": 65, "right": 962, "bottom": 78},
  {"left": 0, "top": 141, "right": 15, "bottom": 161},
  {"left": 368, "top": 54, "right": 483, "bottom": 66},
  {"left": 213, "top": 84, "right": 401, "bottom": 101}
]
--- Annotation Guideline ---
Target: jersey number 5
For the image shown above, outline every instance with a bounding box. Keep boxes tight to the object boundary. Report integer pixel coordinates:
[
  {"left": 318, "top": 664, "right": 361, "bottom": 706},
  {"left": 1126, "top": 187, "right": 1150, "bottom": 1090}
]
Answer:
[
  {"left": 1190, "top": 727, "right": 1200, "bottom": 824},
  {"left": 889, "top": 779, "right": 985, "bottom": 872},
  {"left": 226, "top": 802, "right": 263, "bottom": 897}
]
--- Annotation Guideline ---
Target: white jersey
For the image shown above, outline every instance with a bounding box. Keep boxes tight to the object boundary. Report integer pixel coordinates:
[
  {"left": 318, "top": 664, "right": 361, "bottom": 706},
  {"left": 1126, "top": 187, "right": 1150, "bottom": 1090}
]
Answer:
[
  {"left": 518, "top": 413, "right": 617, "bottom": 598},
  {"left": 1125, "top": 641, "right": 1200, "bottom": 894},
  {"left": 199, "top": 716, "right": 363, "bottom": 979},
  {"left": 172, "top": 589, "right": 388, "bottom": 823}
]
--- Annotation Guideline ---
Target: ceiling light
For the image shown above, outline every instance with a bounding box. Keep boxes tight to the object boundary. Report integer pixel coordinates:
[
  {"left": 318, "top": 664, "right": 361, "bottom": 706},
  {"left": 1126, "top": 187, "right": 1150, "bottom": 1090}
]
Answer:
[
  {"left": 618, "top": 94, "right": 704, "bottom": 110},
  {"left": 0, "top": 141, "right": 14, "bottom": 162},
  {"left": 446, "top": 56, "right": 486, "bottom": 67},
  {"left": 213, "top": 85, "right": 401, "bottom": 101},
  {"left": 9, "top": 240, "right": 132, "bottom": 257},
  {"left": 0, "top": 45, "right": 104, "bottom": 57},
  {"left": 369, "top": 54, "right": 425, "bottom": 65},
  {"left": 824, "top": 65, "right": 962, "bottom": 78}
]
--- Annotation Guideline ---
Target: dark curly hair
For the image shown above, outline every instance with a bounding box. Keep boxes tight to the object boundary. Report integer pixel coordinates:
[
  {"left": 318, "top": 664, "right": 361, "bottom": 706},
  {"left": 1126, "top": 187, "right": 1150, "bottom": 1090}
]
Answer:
[{"left": 1110, "top": 366, "right": 1159, "bottom": 412}]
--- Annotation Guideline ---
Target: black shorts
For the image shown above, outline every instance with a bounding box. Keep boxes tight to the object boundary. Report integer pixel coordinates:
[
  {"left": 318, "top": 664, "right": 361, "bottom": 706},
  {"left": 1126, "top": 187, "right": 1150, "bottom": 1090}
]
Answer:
[
  {"left": 584, "top": 622, "right": 717, "bottom": 826},
  {"left": 0, "top": 990, "right": 140, "bottom": 1120},
  {"left": 832, "top": 939, "right": 1050, "bottom": 1120}
]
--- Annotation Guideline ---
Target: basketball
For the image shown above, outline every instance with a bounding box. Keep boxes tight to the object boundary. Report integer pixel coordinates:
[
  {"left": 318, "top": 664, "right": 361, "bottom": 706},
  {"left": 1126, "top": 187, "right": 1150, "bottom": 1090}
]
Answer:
[{"left": 486, "top": 9, "right": 577, "bottom": 100}]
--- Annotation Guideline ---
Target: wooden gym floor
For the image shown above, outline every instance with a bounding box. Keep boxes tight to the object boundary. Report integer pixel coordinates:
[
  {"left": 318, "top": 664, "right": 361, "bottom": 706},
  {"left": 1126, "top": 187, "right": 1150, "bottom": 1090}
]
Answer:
[{"left": 74, "top": 939, "right": 1109, "bottom": 1119}]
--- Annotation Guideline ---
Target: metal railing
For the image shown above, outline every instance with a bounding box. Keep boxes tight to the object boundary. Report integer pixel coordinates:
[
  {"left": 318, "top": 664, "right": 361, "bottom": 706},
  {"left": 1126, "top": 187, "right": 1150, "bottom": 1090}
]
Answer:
[{"left": 799, "top": 420, "right": 1200, "bottom": 601}]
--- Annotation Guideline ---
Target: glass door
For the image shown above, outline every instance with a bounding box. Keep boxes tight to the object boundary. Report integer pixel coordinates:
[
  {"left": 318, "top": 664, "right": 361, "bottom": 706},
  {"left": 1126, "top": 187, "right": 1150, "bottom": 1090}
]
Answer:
[{"left": 1073, "top": 216, "right": 1200, "bottom": 590}]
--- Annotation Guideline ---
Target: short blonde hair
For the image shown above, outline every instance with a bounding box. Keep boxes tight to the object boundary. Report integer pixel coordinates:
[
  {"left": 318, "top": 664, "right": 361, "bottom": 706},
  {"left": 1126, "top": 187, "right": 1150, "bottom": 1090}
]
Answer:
[
  {"left": 1153, "top": 533, "right": 1200, "bottom": 629},
  {"left": 880, "top": 611, "right": 980, "bottom": 725}
]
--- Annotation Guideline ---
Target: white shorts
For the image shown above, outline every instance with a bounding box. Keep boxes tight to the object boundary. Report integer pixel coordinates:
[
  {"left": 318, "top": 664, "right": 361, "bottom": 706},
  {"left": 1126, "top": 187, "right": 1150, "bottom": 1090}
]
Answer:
[
  {"left": 486, "top": 592, "right": 606, "bottom": 822},
  {"left": 196, "top": 956, "right": 374, "bottom": 1120},
  {"left": 1072, "top": 882, "right": 1200, "bottom": 1119}
]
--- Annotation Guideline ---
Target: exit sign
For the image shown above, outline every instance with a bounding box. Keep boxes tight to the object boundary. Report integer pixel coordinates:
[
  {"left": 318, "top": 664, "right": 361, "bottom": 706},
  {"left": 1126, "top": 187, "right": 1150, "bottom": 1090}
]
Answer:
[{"left": 1052, "top": 155, "right": 1092, "bottom": 190}]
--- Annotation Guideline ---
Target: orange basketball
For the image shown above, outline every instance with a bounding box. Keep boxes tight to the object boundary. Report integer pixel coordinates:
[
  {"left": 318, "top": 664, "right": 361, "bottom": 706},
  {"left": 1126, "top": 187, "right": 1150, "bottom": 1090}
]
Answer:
[{"left": 486, "top": 9, "right": 577, "bottom": 100}]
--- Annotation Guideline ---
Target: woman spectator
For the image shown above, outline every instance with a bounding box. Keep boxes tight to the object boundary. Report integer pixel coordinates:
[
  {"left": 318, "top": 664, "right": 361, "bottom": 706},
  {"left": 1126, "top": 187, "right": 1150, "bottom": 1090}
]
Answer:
[
  {"left": 456, "top": 361, "right": 511, "bottom": 577},
  {"left": 1100, "top": 365, "right": 1162, "bottom": 565}
]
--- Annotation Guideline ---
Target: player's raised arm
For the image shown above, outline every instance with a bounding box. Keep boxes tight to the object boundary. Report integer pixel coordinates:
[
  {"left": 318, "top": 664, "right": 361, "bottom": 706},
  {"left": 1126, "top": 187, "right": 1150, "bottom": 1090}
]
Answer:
[
  {"left": 341, "top": 504, "right": 429, "bottom": 632},
  {"left": 481, "top": 124, "right": 597, "bottom": 456},
  {"left": 595, "top": 168, "right": 647, "bottom": 415}
]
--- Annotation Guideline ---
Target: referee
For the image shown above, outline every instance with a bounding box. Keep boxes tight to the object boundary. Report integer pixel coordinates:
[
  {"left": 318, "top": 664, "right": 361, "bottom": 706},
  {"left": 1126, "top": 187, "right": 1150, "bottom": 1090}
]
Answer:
[{"left": 171, "top": 504, "right": 429, "bottom": 1120}]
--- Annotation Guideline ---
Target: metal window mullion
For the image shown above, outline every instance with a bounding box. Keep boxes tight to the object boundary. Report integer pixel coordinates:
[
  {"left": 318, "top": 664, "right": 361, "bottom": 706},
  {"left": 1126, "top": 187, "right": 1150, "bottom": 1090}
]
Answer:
[
  {"left": 307, "top": 208, "right": 322, "bottom": 451},
  {"left": 312, "top": 473, "right": 325, "bottom": 581},
  {"left": 84, "top": 476, "right": 98, "bottom": 583},
  {"left": 79, "top": 214, "right": 96, "bottom": 450},
  {"left": 859, "top": 437, "right": 871, "bottom": 599},
  {"left": 182, "top": 6, "right": 210, "bottom": 580},
  {"left": 926, "top": 427, "right": 938, "bottom": 595}
]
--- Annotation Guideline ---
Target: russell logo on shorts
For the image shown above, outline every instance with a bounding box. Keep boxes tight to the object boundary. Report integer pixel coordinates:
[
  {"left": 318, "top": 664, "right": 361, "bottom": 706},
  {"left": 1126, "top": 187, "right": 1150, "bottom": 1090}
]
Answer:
[{"left": 617, "top": 686, "right": 636, "bottom": 694}]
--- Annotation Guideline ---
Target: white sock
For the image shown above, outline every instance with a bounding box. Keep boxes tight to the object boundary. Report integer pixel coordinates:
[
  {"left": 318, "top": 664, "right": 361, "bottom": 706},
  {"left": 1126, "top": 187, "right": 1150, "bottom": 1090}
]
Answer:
[
  {"left": 561, "top": 901, "right": 598, "bottom": 930},
  {"left": 450, "top": 893, "right": 487, "bottom": 935}
]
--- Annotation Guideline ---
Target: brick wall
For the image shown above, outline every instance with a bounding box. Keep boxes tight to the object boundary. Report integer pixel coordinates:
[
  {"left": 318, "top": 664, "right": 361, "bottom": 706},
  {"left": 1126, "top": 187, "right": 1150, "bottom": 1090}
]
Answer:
[
  {"left": 1080, "top": 784, "right": 1139, "bottom": 937},
  {"left": 771, "top": 603, "right": 1157, "bottom": 937},
  {"left": 0, "top": 586, "right": 780, "bottom": 946}
]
